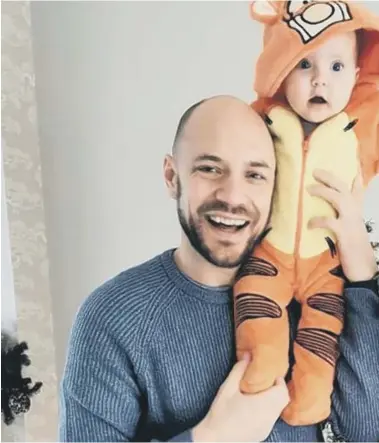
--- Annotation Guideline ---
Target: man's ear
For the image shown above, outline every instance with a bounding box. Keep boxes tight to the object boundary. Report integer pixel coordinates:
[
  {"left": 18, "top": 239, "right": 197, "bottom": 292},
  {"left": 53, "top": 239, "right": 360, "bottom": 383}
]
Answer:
[
  {"left": 250, "top": 0, "right": 281, "bottom": 25},
  {"left": 163, "top": 154, "right": 179, "bottom": 200}
]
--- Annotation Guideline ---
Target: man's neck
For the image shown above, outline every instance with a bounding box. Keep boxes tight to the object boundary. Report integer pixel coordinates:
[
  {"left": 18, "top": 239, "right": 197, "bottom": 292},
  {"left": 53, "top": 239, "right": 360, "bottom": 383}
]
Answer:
[{"left": 174, "top": 240, "right": 237, "bottom": 288}]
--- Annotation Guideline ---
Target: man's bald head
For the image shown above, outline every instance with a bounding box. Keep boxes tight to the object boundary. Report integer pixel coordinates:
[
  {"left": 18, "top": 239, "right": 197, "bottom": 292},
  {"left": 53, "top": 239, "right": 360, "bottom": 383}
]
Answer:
[
  {"left": 172, "top": 95, "right": 273, "bottom": 160},
  {"left": 172, "top": 99, "right": 206, "bottom": 156},
  {"left": 164, "top": 95, "right": 276, "bottom": 270}
]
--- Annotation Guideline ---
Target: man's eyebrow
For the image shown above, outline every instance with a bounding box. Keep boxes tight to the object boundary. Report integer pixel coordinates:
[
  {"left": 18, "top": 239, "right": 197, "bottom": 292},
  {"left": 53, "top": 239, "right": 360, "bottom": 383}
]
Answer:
[
  {"left": 193, "top": 156, "right": 272, "bottom": 169},
  {"left": 194, "top": 154, "right": 223, "bottom": 163},
  {"left": 248, "top": 161, "right": 271, "bottom": 168}
]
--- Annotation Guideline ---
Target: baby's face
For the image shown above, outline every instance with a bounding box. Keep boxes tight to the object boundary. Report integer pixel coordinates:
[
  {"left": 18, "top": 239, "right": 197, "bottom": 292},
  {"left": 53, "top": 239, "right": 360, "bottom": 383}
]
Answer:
[{"left": 283, "top": 32, "right": 359, "bottom": 123}]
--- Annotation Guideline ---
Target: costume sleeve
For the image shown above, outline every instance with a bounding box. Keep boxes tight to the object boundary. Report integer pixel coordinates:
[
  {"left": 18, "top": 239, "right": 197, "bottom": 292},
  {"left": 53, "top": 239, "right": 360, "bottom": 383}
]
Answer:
[
  {"left": 330, "top": 287, "right": 379, "bottom": 442},
  {"left": 58, "top": 294, "right": 192, "bottom": 443}
]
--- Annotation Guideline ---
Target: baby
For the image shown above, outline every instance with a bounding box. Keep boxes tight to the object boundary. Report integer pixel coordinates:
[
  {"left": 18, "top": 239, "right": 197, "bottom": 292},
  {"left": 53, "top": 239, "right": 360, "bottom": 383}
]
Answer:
[
  {"left": 284, "top": 30, "right": 359, "bottom": 137},
  {"left": 233, "top": 0, "right": 379, "bottom": 427}
]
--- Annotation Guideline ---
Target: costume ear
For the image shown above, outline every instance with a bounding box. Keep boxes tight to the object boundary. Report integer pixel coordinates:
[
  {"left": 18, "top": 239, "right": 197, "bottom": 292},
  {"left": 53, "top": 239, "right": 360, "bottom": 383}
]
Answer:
[{"left": 250, "top": 1, "right": 281, "bottom": 25}]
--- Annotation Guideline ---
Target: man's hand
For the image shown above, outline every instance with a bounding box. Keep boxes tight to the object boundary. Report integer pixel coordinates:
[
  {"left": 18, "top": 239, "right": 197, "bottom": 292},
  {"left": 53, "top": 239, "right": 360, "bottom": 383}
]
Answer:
[
  {"left": 307, "top": 169, "right": 377, "bottom": 282},
  {"left": 192, "top": 353, "right": 289, "bottom": 442}
]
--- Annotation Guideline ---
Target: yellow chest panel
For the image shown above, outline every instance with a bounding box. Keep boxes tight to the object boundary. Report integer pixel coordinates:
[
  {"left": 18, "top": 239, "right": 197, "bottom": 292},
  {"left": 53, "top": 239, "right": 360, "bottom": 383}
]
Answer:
[{"left": 266, "top": 106, "right": 359, "bottom": 259}]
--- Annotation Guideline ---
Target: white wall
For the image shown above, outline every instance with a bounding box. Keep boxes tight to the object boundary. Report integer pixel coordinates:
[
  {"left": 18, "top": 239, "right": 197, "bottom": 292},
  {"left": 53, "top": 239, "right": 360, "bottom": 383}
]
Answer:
[{"left": 29, "top": 1, "right": 379, "bottom": 377}]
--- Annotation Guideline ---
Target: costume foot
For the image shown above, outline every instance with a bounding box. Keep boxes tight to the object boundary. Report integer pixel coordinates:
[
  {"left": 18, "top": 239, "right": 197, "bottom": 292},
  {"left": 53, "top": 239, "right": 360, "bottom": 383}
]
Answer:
[{"left": 281, "top": 377, "right": 331, "bottom": 426}]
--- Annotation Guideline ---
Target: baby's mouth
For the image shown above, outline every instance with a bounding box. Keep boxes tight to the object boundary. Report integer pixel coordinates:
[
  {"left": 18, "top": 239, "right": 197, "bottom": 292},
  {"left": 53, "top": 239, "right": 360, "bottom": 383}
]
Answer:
[{"left": 309, "top": 96, "right": 328, "bottom": 105}]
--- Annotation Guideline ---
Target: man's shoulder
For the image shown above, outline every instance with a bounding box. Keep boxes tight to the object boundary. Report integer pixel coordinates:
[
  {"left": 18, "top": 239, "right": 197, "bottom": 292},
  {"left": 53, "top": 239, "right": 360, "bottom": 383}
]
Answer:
[
  {"left": 75, "top": 249, "right": 173, "bottom": 328},
  {"left": 102, "top": 249, "right": 171, "bottom": 294},
  {"left": 64, "top": 250, "right": 177, "bottom": 370}
]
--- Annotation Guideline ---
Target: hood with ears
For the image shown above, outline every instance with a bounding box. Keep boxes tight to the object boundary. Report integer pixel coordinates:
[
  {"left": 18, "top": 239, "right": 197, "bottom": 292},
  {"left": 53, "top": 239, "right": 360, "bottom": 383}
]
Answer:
[{"left": 251, "top": 0, "right": 379, "bottom": 99}]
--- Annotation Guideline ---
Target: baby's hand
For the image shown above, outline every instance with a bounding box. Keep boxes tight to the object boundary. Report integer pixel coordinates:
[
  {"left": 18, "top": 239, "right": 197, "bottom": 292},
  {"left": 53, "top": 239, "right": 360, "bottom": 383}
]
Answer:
[{"left": 307, "top": 169, "right": 377, "bottom": 282}]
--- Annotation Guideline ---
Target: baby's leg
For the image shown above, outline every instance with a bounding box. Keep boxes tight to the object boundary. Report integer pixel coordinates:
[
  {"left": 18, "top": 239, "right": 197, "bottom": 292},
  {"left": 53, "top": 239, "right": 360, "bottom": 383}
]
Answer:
[
  {"left": 281, "top": 246, "right": 345, "bottom": 426},
  {"left": 234, "top": 240, "right": 294, "bottom": 394}
]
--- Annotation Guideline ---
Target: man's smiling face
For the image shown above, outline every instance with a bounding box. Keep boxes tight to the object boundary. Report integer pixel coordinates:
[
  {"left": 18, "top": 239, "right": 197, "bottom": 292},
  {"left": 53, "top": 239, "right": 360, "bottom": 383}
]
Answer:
[{"left": 169, "top": 97, "right": 276, "bottom": 268}]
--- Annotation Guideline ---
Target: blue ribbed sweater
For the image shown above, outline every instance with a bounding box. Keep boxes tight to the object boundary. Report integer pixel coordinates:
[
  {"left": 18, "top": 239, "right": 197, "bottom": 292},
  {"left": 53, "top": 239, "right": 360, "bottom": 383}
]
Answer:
[{"left": 59, "top": 249, "right": 379, "bottom": 442}]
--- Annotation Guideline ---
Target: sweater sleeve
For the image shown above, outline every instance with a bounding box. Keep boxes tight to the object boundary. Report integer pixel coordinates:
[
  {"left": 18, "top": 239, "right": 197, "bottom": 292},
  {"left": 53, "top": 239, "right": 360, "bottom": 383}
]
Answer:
[
  {"left": 58, "top": 289, "right": 193, "bottom": 443},
  {"left": 330, "top": 287, "right": 379, "bottom": 442}
]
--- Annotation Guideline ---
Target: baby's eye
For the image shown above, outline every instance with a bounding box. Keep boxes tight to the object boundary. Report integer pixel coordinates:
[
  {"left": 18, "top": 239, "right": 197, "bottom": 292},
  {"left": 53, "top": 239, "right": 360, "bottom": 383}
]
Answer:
[
  {"left": 299, "top": 59, "right": 311, "bottom": 69},
  {"left": 332, "top": 62, "right": 344, "bottom": 72}
]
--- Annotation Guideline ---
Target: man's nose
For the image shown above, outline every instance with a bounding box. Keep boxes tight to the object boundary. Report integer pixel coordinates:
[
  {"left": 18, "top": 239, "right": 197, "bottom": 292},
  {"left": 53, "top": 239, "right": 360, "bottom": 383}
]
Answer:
[{"left": 215, "top": 177, "right": 246, "bottom": 208}]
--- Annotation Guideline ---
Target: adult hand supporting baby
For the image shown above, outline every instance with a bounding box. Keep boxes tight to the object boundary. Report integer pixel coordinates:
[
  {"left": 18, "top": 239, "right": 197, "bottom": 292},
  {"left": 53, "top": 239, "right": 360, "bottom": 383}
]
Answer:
[
  {"left": 307, "top": 169, "right": 377, "bottom": 282},
  {"left": 192, "top": 353, "right": 289, "bottom": 442}
]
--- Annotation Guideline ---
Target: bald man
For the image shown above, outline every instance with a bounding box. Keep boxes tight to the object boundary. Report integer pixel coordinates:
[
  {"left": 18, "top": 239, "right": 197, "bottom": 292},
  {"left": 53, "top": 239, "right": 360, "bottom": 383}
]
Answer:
[
  {"left": 166, "top": 96, "right": 276, "bottom": 281},
  {"left": 59, "top": 96, "right": 379, "bottom": 442}
]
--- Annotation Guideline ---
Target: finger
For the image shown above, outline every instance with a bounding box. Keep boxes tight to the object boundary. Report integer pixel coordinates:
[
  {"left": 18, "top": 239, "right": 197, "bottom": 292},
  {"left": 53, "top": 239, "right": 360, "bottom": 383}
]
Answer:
[
  {"left": 308, "top": 216, "right": 339, "bottom": 234},
  {"left": 222, "top": 353, "right": 251, "bottom": 394},
  {"left": 252, "top": 377, "right": 290, "bottom": 410},
  {"left": 312, "top": 169, "right": 350, "bottom": 194},
  {"left": 307, "top": 184, "right": 343, "bottom": 213}
]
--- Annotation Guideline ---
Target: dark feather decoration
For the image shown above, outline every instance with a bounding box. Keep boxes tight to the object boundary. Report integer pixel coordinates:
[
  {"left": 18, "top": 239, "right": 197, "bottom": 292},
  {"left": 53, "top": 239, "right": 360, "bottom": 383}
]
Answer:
[{"left": 1, "top": 333, "right": 42, "bottom": 425}]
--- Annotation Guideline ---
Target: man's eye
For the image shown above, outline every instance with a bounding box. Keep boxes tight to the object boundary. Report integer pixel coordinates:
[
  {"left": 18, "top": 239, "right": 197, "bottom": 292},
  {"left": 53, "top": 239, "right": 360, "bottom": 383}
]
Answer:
[
  {"left": 332, "top": 62, "right": 344, "bottom": 72},
  {"left": 197, "top": 166, "right": 220, "bottom": 174},
  {"left": 248, "top": 172, "right": 266, "bottom": 181},
  {"left": 299, "top": 59, "right": 311, "bottom": 69}
]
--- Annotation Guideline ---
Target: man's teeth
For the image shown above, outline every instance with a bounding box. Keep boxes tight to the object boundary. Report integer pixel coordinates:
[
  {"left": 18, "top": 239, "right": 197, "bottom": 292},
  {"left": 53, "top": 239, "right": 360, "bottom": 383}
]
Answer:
[{"left": 208, "top": 215, "right": 247, "bottom": 227}]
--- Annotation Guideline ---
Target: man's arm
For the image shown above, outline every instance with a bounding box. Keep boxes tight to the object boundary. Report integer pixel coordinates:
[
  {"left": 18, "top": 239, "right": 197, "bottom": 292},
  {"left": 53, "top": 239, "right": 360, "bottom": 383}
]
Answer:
[
  {"left": 331, "top": 284, "right": 379, "bottom": 442},
  {"left": 58, "top": 289, "right": 191, "bottom": 442},
  {"left": 59, "top": 288, "right": 143, "bottom": 442}
]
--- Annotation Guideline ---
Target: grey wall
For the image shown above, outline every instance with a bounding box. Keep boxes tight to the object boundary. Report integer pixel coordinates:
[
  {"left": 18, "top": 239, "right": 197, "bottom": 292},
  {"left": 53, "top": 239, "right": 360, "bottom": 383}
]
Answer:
[{"left": 1, "top": 161, "right": 17, "bottom": 334}]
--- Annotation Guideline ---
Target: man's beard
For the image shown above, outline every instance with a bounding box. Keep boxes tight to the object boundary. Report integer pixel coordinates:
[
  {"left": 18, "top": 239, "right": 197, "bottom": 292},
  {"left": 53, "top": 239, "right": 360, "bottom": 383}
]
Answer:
[{"left": 176, "top": 180, "right": 270, "bottom": 269}]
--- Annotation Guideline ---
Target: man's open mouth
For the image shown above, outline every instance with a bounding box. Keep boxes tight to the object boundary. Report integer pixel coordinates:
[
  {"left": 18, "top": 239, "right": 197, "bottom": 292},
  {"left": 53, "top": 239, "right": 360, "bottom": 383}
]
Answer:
[
  {"left": 309, "top": 96, "right": 327, "bottom": 104},
  {"left": 205, "top": 214, "right": 250, "bottom": 232}
]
